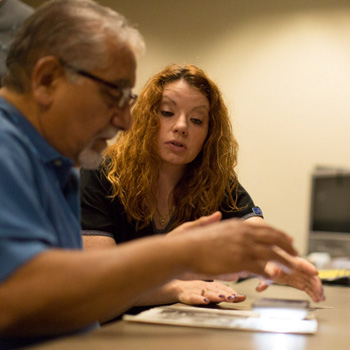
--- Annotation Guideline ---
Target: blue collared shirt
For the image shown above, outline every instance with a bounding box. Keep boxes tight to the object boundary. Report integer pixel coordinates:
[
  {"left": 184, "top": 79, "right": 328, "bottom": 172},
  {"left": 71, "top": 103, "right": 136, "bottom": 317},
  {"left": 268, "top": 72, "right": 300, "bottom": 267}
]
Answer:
[
  {"left": 0, "top": 97, "right": 92, "bottom": 348},
  {"left": 0, "top": 97, "right": 83, "bottom": 281}
]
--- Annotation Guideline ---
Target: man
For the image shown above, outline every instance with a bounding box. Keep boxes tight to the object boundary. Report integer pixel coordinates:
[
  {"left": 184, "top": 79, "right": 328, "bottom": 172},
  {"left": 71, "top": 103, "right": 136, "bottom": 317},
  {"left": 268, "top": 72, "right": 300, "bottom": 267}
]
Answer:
[{"left": 0, "top": 0, "right": 322, "bottom": 348}]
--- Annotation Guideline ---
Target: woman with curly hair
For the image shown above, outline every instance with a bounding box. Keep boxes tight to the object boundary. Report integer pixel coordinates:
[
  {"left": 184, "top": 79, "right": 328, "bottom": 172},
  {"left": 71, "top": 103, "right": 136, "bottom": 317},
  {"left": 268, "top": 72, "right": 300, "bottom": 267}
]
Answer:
[
  {"left": 80, "top": 64, "right": 323, "bottom": 309},
  {"left": 79, "top": 63, "right": 263, "bottom": 306}
]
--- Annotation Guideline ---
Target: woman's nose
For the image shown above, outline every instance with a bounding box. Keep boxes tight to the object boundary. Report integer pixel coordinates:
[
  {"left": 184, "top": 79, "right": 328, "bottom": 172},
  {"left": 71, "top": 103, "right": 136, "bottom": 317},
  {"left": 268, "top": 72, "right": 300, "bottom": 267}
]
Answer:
[{"left": 173, "top": 114, "right": 187, "bottom": 135}]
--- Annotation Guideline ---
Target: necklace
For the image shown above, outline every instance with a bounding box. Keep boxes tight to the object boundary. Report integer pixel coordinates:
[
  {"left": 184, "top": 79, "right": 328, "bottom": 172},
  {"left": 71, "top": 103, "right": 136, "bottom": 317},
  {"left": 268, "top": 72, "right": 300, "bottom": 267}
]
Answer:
[{"left": 155, "top": 207, "right": 170, "bottom": 227}]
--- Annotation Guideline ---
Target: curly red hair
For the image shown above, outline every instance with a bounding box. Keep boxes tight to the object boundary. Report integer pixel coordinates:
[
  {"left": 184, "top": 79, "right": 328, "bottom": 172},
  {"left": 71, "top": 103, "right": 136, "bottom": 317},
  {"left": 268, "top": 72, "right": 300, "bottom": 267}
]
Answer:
[{"left": 103, "top": 64, "right": 239, "bottom": 230}]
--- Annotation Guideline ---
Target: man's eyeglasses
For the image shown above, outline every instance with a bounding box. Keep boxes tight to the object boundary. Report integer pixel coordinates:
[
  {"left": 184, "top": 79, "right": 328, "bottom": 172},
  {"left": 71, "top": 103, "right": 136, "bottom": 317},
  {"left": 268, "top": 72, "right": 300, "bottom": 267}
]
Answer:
[{"left": 60, "top": 60, "right": 137, "bottom": 109}]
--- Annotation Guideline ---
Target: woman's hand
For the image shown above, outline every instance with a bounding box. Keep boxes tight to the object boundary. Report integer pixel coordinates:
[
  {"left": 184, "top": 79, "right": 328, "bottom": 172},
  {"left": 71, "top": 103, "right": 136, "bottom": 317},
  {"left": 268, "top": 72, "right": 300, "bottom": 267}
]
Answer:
[
  {"left": 256, "top": 257, "right": 325, "bottom": 302},
  {"left": 174, "top": 280, "right": 246, "bottom": 305},
  {"left": 133, "top": 279, "right": 245, "bottom": 307}
]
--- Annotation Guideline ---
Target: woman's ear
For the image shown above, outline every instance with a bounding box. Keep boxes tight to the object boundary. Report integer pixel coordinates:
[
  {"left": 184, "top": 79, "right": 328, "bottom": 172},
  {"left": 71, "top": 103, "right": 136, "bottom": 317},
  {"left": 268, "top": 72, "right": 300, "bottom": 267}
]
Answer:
[{"left": 31, "top": 56, "right": 64, "bottom": 106}]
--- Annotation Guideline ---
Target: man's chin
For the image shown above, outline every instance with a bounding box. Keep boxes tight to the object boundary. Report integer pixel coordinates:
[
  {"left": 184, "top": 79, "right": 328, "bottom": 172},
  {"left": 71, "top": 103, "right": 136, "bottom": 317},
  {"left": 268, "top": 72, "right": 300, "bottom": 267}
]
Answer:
[{"left": 78, "top": 148, "right": 103, "bottom": 169}]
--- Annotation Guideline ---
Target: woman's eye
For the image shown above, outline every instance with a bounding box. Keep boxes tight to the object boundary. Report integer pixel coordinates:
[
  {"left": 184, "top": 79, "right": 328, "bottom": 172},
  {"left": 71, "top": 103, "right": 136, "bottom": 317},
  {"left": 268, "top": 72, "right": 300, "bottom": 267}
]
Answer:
[
  {"left": 191, "top": 118, "right": 203, "bottom": 125},
  {"left": 161, "top": 110, "right": 174, "bottom": 117}
]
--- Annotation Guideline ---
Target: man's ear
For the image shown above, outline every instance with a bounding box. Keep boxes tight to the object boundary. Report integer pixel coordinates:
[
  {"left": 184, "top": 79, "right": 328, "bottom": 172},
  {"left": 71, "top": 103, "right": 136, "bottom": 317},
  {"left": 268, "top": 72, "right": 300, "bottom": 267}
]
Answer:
[{"left": 31, "top": 56, "right": 64, "bottom": 106}]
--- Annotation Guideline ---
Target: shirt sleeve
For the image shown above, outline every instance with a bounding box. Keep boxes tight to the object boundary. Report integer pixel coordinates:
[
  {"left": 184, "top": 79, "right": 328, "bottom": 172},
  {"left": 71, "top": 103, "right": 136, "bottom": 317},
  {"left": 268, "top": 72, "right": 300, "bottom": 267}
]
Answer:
[
  {"left": 80, "top": 167, "right": 116, "bottom": 237},
  {"left": 220, "top": 182, "right": 264, "bottom": 220}
]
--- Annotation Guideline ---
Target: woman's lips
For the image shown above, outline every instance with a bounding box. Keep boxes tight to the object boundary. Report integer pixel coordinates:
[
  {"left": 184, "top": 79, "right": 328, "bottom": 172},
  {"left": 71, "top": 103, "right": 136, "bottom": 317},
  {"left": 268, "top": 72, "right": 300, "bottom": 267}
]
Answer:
[{"left": 166, "top": 140, "right": 186, "bottom": 151}]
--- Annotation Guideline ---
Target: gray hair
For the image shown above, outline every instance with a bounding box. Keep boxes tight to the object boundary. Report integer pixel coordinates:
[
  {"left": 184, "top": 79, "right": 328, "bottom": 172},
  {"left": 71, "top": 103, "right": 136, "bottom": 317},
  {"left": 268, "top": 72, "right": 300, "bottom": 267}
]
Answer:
[{"left": 3, "top": 0, "right": 145, "bottom": 92}]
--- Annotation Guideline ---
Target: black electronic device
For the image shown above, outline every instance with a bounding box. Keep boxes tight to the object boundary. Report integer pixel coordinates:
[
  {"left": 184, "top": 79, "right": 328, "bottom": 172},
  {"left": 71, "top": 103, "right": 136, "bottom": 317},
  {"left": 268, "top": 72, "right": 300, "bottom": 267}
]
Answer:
[{"left": 308, "top": 167, "right": 350, "bottom": 257}]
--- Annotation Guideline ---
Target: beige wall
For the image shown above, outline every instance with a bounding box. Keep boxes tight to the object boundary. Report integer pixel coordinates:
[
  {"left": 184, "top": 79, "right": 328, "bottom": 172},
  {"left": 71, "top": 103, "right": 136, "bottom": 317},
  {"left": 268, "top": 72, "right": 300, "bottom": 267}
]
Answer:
[{"left": 24, "top": 0, "right": 350, "bottom": 254}]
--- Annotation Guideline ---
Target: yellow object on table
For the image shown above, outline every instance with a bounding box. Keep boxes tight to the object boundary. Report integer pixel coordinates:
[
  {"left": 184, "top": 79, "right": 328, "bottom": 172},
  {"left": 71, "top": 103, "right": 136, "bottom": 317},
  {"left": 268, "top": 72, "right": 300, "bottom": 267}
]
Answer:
[{"left": 318, "top": 269, "right": 350, "bottom": 285}]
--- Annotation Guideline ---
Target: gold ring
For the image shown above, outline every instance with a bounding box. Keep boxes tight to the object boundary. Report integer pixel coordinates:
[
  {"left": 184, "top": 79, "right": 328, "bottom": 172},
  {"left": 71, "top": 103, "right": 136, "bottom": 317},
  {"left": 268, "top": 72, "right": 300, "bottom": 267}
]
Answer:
[{"left": 201, "top": 288, "right": 208, "bottom": 296}]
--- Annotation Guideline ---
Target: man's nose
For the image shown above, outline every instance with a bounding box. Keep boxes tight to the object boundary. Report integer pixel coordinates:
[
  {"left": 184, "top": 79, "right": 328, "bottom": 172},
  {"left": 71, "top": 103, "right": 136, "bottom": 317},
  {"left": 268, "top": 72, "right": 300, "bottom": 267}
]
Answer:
[{"left": 111, "top": 107, "right": 133, "bottom": 131}]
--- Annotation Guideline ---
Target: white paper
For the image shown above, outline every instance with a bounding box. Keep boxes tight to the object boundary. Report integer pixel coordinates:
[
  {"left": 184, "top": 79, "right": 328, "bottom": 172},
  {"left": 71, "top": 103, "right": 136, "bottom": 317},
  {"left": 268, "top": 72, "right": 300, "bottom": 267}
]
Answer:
[{"left": 123, "top": 304, "right": 318, "bottom": 335}]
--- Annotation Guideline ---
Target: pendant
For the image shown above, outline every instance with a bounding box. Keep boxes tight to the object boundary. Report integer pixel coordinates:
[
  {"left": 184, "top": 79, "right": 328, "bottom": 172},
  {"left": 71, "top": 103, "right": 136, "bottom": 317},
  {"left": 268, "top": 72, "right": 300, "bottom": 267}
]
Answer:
[{"left": 159, "top": 215, "right": 168, "bottom": 227}]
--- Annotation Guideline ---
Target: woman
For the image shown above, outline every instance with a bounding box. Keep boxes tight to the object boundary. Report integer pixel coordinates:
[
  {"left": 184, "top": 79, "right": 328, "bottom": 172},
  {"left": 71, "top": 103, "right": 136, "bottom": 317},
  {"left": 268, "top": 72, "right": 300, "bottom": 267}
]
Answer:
[
  {"left": 81, "top": 63, "right": 263, "bottom": 233},
  {"left": 80, "top": 64, "right": 323, "bottom": 307}
]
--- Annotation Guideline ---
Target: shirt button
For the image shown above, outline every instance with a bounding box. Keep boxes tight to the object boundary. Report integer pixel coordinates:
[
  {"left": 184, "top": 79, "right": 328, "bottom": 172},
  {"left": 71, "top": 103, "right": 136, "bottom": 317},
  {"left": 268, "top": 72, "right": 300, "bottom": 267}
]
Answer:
[{"left": 54, "top": 160, "right": 62, "bottom": 167}]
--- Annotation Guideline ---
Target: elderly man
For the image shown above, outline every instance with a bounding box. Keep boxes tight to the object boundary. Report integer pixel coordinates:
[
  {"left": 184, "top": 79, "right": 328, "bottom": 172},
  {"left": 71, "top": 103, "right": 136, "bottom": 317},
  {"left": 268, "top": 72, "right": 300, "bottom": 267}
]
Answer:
[{"left": 0, "top": 0, "right": 322, "bottom": 348}]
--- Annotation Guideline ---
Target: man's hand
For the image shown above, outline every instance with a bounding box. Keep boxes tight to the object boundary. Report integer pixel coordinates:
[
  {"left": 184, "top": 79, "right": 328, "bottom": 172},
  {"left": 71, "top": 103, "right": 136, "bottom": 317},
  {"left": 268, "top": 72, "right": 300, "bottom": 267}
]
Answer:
[
  {"left": 178, "top": 218, "right": 298, "bottom": 281},
  {"left": 256, "top": 257, "right": 325, "bottom": 302}
]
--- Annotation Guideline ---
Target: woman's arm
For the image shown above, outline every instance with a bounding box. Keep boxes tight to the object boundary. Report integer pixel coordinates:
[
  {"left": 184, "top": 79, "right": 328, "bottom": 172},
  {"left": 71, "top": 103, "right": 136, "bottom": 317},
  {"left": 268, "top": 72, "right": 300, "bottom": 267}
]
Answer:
[
  {"left": 82, "top": 231, "right": 245, "bottom": 312},
  {"left": 82, "top": 235, "right": 116, "bottom": 249}
]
